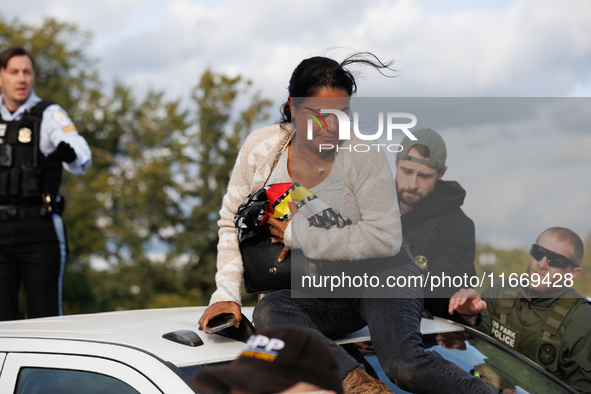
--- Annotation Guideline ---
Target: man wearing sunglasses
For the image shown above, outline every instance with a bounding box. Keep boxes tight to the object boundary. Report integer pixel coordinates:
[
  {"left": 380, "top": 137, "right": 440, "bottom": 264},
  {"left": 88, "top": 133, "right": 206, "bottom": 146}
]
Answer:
[{"left": 448, "top": 227, "right": 591, "bottom": 393}]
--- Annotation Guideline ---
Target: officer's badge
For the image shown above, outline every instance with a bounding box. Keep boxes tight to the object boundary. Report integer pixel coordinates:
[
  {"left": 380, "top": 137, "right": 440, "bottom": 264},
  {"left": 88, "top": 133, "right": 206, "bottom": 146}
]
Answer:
[
  {"left": 18, "top": 127, "right": 32, "bottom": 143},
  {"left": 538, "top": 343, "right": 556, "bottom": 366},
  {"left": 0, "top": 124, "right": 6, "bottom": 137},
  {"left": 415, "top": 255, "right": 428, "bottom": 270}
]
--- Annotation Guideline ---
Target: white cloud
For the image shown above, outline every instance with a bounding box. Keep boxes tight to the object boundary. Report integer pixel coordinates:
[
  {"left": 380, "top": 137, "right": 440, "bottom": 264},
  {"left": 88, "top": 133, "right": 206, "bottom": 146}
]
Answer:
[{"left": 4, "top": 0, "right": 590, "bottom": 100}]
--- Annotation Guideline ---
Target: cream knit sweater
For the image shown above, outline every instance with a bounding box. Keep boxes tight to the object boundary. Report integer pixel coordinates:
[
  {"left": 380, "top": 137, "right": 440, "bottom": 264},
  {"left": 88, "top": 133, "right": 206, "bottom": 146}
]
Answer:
[{"left": 209, "top": 124, "right": 402, "bottom": 305}]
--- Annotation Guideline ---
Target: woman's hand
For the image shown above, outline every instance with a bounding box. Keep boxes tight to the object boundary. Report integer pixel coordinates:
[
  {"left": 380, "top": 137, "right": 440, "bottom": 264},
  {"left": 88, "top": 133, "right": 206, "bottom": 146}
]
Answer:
[
  {"left": 267, "top": 217, "right": 290, "bottom": 262},
  {"left": 267, "top": 216, "right": 288, "bottom": 241},
  {"left": 198, "top": 301, "right": 242, "bottom": 333},
  {"left": 266, "top": 200, "right": 298, "bottom": 262}
]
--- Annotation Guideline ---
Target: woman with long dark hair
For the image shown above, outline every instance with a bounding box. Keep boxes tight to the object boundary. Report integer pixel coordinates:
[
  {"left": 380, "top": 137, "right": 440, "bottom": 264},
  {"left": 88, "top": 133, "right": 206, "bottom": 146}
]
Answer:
[{"left": 199, "top": 54, "right": 493, "bottom": 394}]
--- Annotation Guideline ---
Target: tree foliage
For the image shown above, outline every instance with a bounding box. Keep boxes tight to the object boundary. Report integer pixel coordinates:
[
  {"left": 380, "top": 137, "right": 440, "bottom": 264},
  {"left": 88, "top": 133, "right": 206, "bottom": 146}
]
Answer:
[
  {"left": 1, "top": 15, "right": 271, "bottom": 314},
  {"left": 178, "top": 72, "right": 271, "bottom": 305},
  {"left": 473, "top": 244, "right": 530, "bottom": 294},
  {"left": 0, "top": 15, "right": 97, "bottom": 110}
]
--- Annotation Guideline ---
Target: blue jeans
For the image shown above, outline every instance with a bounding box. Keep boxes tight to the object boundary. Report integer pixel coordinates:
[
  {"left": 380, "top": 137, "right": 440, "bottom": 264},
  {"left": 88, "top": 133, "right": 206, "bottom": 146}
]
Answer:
[{"left": 253, "top": 246, "right": 494, "bottom": 394}]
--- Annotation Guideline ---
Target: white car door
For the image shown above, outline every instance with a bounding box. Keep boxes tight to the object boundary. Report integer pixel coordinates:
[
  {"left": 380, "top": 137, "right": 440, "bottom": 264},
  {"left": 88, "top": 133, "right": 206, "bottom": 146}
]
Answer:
[{"left": 0, "top": 353, "right": 163, "bottom": 394}]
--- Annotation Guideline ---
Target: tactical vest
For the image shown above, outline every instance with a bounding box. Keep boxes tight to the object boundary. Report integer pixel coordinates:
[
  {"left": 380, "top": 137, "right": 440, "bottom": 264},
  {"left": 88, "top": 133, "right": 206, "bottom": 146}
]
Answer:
[
  {"left": 490, "top": 286, "right": 588, "bottom": 378},
  {"left": 404, "top": 214, "right": 445, "bottom": 272},
  {"left": 0, "top": 100, "right": 62, "bottom": 207}
]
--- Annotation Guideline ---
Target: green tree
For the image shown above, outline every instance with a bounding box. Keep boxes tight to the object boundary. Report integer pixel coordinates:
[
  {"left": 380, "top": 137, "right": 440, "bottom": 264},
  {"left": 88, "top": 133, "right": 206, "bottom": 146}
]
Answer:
[
  {"left": 0, "top": 15, "right": 98, "bottom": 111},
  {"left": 1, "top": 15, "right": 272, "bottom": 313},
  {"left": 572, "top": 232, "right": 591, "bottom": 297},
  {"left": 474, "top": 243, "right": 530, "bottom": 294},
  {"left": 178, "top": 71, "right": 272, "bottom": 306},
  {"left": 63, "top": 85, "right": 193, "bottom": 313},
  {"left": 82, "top": 74, "right": 271, "bottom": 311}
]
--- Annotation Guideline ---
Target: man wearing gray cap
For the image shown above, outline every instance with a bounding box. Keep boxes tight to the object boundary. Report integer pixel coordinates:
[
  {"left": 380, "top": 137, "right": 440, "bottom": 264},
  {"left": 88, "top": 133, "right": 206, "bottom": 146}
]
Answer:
[{"left": 395, "top": 128, "right": 477, "bottom": 320}]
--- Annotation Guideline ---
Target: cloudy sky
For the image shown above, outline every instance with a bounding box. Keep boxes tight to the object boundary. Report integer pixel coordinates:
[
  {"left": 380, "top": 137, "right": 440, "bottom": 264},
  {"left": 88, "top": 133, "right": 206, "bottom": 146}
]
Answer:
[{"left": 3, "top": 0, "right": 591, "bottom": 249}]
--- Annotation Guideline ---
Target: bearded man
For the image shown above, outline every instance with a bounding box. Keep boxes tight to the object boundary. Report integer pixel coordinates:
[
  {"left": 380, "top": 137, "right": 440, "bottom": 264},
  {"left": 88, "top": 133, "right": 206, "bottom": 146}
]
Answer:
[{"left": 395, "top": 128, "right": 476, "bottom": 319}]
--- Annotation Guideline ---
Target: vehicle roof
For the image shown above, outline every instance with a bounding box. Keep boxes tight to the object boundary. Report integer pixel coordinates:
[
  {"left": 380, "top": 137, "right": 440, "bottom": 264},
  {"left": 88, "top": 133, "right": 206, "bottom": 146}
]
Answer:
[{"left": 0, "top": 306, "right": 462, "bottom": 368}]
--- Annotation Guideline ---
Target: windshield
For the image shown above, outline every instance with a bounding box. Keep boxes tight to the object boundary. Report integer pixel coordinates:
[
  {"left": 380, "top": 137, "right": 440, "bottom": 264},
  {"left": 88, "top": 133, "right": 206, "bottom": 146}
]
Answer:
[
  {"left": 352, "top": 331, "right": 575, "bottom": 394},
  {"left": 179, "top": 327, "right": 575, "bottom": 394}
]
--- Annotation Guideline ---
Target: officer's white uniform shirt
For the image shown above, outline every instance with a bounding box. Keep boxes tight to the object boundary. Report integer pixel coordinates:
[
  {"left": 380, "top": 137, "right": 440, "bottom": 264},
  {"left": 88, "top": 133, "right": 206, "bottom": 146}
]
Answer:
[{"left": 0, "top": 91, "right": 91, "bottom": 175}]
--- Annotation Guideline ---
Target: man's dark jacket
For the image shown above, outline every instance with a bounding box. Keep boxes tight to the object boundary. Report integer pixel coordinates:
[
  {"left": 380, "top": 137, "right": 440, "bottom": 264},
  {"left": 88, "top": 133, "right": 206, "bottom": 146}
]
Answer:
[{"left": 401, "top": 180, "right": 476, "bottom": 320}]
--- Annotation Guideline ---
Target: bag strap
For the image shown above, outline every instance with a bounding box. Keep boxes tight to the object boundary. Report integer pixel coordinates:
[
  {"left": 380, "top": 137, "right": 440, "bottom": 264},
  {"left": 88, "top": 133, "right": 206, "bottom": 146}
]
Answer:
[
  {"left": 20, "top": 99, "right": 53, "bottom": 168},
  {"left": 29, "top": 99, "right": 54, "bottom": 117},
  {"left": 21, "top": 99, "right": 54, "bottom": 123},
  {"left": 263, "top": 128, "right": 292, "bottom": 186},
  {"left": 497, "top": 286, "right": 520, "bottom": 324}
]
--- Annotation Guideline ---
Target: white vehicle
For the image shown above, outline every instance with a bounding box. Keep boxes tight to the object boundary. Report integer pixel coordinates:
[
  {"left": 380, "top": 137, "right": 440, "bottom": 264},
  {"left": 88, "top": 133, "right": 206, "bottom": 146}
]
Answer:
[{"left": 0, "top": 307, "right": 578, "bottom": 393}]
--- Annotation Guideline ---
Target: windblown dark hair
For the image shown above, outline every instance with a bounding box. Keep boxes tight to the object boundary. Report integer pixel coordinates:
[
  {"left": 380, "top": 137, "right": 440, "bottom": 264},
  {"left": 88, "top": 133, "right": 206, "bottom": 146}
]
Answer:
[
  {"left": 0, "top": 46, "right": 35, "bottom": 70},
  {"left": 280, "top": 52, "right": 395, "bottom": 125}
]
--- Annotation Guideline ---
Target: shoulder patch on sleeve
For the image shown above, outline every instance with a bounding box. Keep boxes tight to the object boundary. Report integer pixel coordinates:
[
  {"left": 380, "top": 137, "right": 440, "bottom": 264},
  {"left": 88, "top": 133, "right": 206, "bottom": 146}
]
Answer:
[
  {"left": 62, "top": 125, "right": 78, "bottom": 133},
  {"left": 53, "top": 108, "right": 74, "bottom": 127}
]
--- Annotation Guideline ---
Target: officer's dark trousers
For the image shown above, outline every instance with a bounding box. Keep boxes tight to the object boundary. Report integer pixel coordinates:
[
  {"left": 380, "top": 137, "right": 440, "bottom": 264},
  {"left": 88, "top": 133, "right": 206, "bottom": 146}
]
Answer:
[
  {"left": 0, "top": 214, "right": 66, "bottom": 321},
  {"left": 253, "top": 244, "right": 495, "bottom": 394}
]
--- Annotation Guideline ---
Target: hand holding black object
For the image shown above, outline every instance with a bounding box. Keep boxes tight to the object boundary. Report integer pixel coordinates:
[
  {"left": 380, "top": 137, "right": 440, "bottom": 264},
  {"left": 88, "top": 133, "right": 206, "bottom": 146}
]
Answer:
[{"left": 48, "top": 141, "right": 77, "bottom": 163}]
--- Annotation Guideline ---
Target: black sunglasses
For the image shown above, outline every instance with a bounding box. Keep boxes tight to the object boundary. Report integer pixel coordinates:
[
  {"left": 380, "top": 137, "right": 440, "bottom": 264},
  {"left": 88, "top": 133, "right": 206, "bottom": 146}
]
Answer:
[{"left": 530, "top": 244, "right": 575, "bottom": 269}]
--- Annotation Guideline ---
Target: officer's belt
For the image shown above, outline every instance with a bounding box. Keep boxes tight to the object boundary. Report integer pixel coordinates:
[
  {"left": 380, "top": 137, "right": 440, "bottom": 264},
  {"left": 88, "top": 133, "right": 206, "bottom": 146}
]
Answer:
[{"left": 0, "top": 206, "right": 42, "bottom": 221}]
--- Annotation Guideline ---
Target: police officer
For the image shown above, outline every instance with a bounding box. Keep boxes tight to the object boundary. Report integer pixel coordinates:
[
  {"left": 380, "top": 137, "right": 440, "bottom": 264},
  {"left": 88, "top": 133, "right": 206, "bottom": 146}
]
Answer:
[
  {"left": 449, "top": 227, "right": 591, "bottom": 393},
  {"left": 0, "top": 46, "right": 91, "bottom": 321},
  {"left": 395, "top": 128, "right": 477, "bottom": 319}
]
